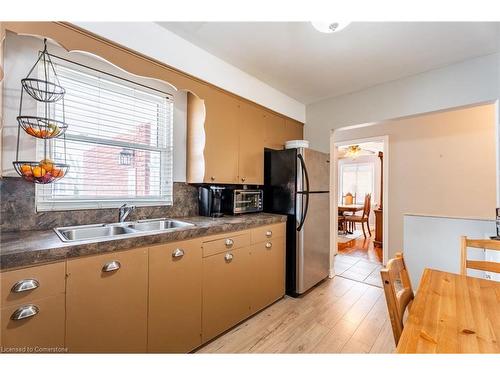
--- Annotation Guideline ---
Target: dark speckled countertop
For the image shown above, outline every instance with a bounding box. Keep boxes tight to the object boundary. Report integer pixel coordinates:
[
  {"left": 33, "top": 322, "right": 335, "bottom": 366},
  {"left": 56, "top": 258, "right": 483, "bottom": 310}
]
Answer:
[{"left": 0, "top": 213, "right": 287, "bottom": 271}]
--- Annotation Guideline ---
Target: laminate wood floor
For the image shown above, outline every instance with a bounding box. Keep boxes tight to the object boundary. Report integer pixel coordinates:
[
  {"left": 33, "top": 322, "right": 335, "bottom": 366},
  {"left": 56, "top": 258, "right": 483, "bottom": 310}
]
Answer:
[{"left": 196, "top": 276, "right": 395, "bottom": 353}]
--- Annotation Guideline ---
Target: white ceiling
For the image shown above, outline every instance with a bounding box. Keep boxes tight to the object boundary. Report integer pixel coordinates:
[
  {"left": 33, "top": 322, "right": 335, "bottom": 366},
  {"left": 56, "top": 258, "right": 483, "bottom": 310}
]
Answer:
[{"left": 158, "top": 22, "right": 500, "bottom": 104}]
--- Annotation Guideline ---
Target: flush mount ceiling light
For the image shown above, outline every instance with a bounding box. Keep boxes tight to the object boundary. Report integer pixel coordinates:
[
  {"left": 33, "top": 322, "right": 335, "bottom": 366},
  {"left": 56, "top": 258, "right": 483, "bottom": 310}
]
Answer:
[{"left": 311, "top": 21, "right": 350, "bottom": 33}]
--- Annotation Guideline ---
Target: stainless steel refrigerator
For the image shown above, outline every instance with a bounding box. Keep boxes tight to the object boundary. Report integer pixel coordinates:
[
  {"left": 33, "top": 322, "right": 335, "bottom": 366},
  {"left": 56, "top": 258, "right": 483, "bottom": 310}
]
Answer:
[{"left": 264, "top": 147, "right": 330, "bottom": 296}]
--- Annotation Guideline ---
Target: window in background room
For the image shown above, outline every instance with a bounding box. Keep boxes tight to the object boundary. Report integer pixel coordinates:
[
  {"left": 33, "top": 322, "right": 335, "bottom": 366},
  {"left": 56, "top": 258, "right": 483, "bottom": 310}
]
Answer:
[
  {"left": 339, "top": 162, "right": 374, "bottom": 204},
  {"left": 36, "top": 58, "right": 174, "bottom": 211}
]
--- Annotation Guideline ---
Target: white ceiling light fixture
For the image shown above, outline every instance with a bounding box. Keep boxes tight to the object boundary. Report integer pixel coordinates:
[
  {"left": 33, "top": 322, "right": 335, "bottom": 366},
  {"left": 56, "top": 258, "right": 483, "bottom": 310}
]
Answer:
[{"left": 311, "top": 21, "right": 351, "bottom": 34}]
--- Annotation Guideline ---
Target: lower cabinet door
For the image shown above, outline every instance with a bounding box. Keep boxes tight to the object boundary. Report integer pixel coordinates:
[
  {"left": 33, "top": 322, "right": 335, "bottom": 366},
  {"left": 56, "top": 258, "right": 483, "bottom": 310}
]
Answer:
[
  {"left": 250, "top": 237, "right": 285, "bottom": 313},
  {"left": 202, "top": 247, "right": 252, "bottom": 342},
  {"left": 65, "top": 248, "right": 148, "bottom": 353},
  {"left": 0, "top": 294, "right": 65, "bottom": 353},
  {"left": 148, "top": 239, "right": 202, "bottom": 353}
]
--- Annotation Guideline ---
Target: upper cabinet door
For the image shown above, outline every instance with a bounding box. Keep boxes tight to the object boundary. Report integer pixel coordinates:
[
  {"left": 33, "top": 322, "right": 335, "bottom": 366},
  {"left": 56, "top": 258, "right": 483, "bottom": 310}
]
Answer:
[
  {"left": 203, "top": 89, "right": 240, "bottom": 184},
  {"left": 264, "top": 112, "right": 286, "bottom": 150},
  {"left": 238, "top": 102, "right": 265, "bottom": 185},
  {"left": 285, "top": 118, "right": 304, "bottom": 141}
]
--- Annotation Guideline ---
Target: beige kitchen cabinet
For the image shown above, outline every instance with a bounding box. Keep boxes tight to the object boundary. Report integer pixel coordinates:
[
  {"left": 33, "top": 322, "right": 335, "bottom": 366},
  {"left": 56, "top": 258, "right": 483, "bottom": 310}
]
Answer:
[
  {"left": 1, "top": 294, "right": 66, "bottom": 352},
  {"left": 65, "top": 247, "right": 148, "bottom": 353},
  {"left": 201, "top": 88, "right": 240, "bottom": 184},
  {"left": 148, "top": 239, "right": 203, "bottom": 353},
  {"left": 284, "top": 118, "right": 304, "bottom": 142},
  {"left": 250, "top": 236, "right": 285, "bottom": 313},
  {"left": 238, "top": 101, "right": 266, "bottom": 184},
  {"left": 0, "top": 262, "right": 66, "bottom": 352},
  {"left": 202, "top": 234, "right": 253, "bottom": 342},
  {"left": 187, "top": 89, "right": 303, "bottom": 184},
  {"left": 264, "top": 111, "right": 287, "bottom": 150}
]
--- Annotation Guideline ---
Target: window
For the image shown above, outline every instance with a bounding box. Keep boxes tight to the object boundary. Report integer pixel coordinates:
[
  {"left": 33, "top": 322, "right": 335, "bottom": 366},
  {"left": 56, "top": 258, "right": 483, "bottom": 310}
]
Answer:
[
  {"left": 339, "top": 162, "right": 374, "bottom": 204},
  {"left": 36, "top": 60, "right": 173, "bottom": 211}
]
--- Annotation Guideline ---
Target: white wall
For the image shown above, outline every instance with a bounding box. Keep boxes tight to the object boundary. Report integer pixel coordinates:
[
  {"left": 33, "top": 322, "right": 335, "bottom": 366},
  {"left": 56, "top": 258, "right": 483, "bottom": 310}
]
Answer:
[
  {"left": 404, "top": 214, "right": 497, "bottom": 289},
  {"left": 1, "top": 32, "right": 188, "bottom": 182},
  {"left": 306, "top": 53, "right": 500, "bottom": 153},
  {"left": 333, "top": 104, "right": 497, "bottom": 259},
  {"left": 74, "top": 22, "right": 305, "bottom": 123}
]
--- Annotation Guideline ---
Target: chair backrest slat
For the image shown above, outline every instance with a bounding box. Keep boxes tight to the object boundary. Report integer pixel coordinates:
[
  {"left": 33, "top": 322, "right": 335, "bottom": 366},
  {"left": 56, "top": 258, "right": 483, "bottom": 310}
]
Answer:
[
  {"left": 380, "top": 252, "right": 414, "bottom": 346},
  {"left": 460, "top": 236, "right": 500, "bottom": 275},
  {"left": 362, "top": 193, "right": 371, "bottom": 218}
]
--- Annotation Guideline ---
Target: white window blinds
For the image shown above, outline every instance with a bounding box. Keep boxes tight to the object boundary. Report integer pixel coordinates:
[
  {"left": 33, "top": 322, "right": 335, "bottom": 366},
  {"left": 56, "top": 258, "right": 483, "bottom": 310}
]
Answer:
[
  {"left": 36, "top": 61, "right": 174, "bottom": 211},
  {"left": 340, "top": 163, "right": 374, "bottom": 204}
]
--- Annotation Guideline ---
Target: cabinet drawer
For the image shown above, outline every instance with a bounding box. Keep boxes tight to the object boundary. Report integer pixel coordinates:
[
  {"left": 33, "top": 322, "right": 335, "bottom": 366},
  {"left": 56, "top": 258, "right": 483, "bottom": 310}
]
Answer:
[
  {"left": 202, "top": 232, "right": 250, "bottom": 257},
  {"left": 0, "top": 262, "right": 65, "bottom": 308},
  {"left": 148, "top": 239, "right": 202, "bottom": 353},
  {"left": 250, "top": 223, "right": 285, "bottom": 244},
  {"left": 66, "top": 247, "right": 148, "bottom": 353},
  {"left": 0, "top": 294, "right": 65, "bottom": 352}
]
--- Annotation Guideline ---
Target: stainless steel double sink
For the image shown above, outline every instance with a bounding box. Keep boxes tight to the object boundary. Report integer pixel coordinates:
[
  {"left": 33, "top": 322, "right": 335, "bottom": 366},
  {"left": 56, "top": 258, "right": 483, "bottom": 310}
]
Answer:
[{"left": 54, "top": 218, "right": 194, "bottom": 242}]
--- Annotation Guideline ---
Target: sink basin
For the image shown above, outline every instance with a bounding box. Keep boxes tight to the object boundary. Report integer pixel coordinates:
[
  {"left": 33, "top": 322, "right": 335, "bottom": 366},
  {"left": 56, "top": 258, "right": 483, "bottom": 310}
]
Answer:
[
  {"left": 55, "top": 224, "right": 138, "bottom": 241},
  {"left": 130, "top": 219, "right": 192, "bottom": 231},
  {"left": 54, "top": 218, "right": 194, "bottom": 242}
]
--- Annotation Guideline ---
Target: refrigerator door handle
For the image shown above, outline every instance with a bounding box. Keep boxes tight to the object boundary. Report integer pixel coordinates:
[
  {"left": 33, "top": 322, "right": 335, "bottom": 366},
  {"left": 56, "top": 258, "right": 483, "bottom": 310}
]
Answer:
[
  {"left": 297, "top": 192, "right": 309, "bottom": 231},
  {"left": 297, "top": 153, "right": 310, "bottom": 231}
]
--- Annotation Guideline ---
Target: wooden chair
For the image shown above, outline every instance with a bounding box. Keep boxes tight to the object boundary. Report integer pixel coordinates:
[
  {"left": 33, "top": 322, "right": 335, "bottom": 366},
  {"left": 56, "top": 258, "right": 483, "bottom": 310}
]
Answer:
[
  {"left": 380, "top": 252, "right": 414, "bottom": 345},
  {"left": 460, "top": 236, "right": 500, "bottom": 276},
  {"left": 346, "top": 193, "right": 371, "bottom": 238},
  {"left": 338, "top": 215, "right": 347, "bottom": 234}
]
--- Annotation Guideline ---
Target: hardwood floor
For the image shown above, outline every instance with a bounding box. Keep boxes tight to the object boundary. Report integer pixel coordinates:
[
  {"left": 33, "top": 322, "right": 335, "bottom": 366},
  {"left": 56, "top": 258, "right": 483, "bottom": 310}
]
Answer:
[
  {"left": 196, "top": 276, "right": 395, "bottom": 353},
  {"left": 338, "top": 231, "right": 383, "bottom": 264}
]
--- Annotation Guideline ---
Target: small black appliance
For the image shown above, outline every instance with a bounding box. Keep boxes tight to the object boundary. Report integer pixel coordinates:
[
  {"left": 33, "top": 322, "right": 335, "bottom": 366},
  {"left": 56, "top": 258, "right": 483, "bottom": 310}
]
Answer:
[{"left": 198, "top": 186, "right": 225, "bottom": 217}]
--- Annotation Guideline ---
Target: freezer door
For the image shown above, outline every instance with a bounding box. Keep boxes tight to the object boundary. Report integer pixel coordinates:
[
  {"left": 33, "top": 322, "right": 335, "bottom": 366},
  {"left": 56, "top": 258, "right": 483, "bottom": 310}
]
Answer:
[
  {"left": 264, "top": 148, "right": 297, "bottom": 215},
  {"left": 296, "top": 192, "right": 330, "bottom": 294},
  {"left": 300, "top": 148, "right": 330, "bottom": 192}
]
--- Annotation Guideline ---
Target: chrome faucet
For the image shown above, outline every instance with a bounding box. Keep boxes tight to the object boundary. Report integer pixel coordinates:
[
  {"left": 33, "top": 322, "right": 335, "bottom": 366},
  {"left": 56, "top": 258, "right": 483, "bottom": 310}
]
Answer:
[{"left": 118, "top": 204, "right": 136, "bottom": 223}]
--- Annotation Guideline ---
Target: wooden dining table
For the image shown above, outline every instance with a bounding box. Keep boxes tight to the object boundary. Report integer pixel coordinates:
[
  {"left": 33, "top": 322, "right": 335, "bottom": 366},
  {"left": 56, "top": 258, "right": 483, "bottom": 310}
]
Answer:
[
  {"left": 338, "top": 204, "right": 364, "bottom": 214},
  {"left": 397, "top": 268, "right": 500, "bottom": 353}
]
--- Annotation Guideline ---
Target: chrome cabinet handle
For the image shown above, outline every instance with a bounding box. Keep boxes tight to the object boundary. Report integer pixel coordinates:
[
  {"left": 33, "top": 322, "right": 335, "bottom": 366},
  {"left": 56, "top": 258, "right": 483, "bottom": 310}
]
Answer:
[
  {"left": 11, "top": 305, "right": 39, "bottom": 321},
  {"left": 172, "top": 248, "right": 185, "bottom": 258},
  {"left": 225, "top": 238, "right": 234, "bottom": 247},
  {"left": 102, "top": 260, "right": 121, "bottom": 273},
  {"left": 11, "top": 279, "right": 40, "bottom": 293},
  {"left": 265, "top": 242, "right": 272, "bottom": 249},
  {"left": 266, "top": 230, "right": 273, "bottom": 238},
  {"left": 224, "top": 253, "right": 234, "bottom": 263}
]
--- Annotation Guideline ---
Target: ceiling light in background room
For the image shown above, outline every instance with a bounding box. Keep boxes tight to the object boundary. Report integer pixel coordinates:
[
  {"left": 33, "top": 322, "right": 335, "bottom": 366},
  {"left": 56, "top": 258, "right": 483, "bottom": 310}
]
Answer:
[{"left": 311, "top": 21, "right": 351, "bottom": 33}]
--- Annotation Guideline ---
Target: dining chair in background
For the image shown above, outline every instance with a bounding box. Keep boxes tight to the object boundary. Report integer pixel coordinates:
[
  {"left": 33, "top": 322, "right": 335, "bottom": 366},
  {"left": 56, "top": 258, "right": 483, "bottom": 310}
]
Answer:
[
  {"left": 380, "top": 252, "right": 415, "bottom": 345},
  {"left": 346, "top": 193, "right": 371, "bottom": 238},
  {"left": 460, "top": 236, "right": 500, "bottom": 276}
]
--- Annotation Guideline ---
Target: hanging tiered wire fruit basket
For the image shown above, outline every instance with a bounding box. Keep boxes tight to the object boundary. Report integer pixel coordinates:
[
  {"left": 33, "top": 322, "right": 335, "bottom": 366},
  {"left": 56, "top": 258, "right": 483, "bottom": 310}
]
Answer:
[{"left": 13, "top": 38, "right": 69, "bottom": 184}]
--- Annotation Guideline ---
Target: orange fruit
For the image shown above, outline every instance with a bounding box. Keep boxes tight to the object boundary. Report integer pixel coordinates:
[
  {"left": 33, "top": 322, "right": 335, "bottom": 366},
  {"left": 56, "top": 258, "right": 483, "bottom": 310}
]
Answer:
[
  {"left": 20, "top": 164, "right": 31, "bottom": 173},
  {"left": 39, "top": 129, "right": 48, "bottom": 138},
  {"left": 20, "top": 164, "right": 33, "bottom": 176},
  {"left": 40, "top": 159, "right": 54, "bottom": 172},
  {"left": 32, "top": 166, "right": 46, "bottom": 178},
  {"left": 52, "top": 167, "right": 64, "bottom": 178},
  {"left": 26, "top": 127, "right": 37, "bottom": 136}
]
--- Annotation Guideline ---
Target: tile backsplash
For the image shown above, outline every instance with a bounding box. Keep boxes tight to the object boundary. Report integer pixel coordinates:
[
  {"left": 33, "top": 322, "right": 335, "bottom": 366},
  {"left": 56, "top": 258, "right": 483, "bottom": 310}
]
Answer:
[{"left": 0, "top": 177, "right": 198, "bottom": 232}]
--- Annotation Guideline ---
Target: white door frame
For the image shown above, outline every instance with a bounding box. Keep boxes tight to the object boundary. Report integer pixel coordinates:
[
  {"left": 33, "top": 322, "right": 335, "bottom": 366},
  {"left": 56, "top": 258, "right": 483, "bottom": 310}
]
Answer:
[{"left": 329, "top": 132, "right": 390, "bottom": 275}]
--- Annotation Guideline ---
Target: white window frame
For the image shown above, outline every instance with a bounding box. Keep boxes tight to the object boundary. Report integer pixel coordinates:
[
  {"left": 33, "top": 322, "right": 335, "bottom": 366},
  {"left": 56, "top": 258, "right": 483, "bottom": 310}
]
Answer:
[
  {"left": 338, "top": 161, "right": 375, "bottom": 205},
  {"left": 35, "top": 57, "right": 174, "bottom": 212}
]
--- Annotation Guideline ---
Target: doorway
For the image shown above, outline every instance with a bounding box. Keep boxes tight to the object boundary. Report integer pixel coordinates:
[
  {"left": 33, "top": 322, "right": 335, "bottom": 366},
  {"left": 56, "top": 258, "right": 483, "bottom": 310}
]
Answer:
[{"left": 331, "top": 136, "right": 389, "bottom": 287}]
